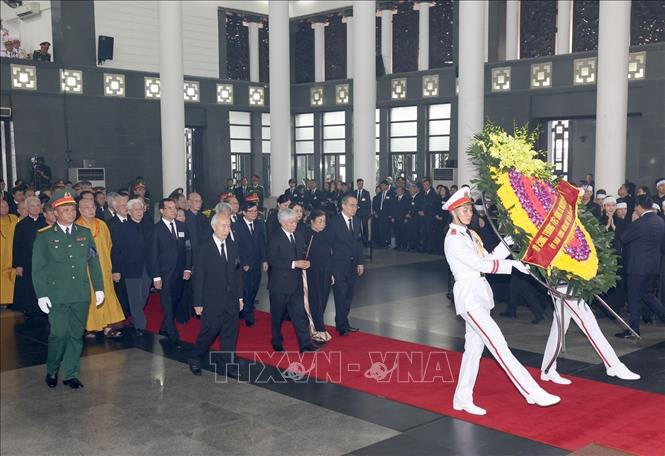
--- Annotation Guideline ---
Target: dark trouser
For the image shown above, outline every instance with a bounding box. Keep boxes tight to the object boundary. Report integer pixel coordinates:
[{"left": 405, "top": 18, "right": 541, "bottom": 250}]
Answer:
[
  {"left": 46, "top": 300, "right": 89, "bottom": 380},
  {"left": 406, "top": 218, "right": 421, "bottom": 251},
  {"left": 394, "top": 218, "right": 407, "bottom": 249},
  {"left": 189, "top": 295, "right": 239, "bottom": 365},
  {"left": 627, "top": 274, "right": 665, "bottom": 334},
  {"left": 125, "top": 270, "right": 151, "bottom": 330},
  {"left": 307, "top": 267, "right": 332, "bottom": 332},
  {"left": 332, "top": 260, "right": 357, "bottom": 331},
  {"left": 114, "top": 277, "right": 131, "bottom": 317},
  {"left": 269, "top": 288, "right": 311, "bottom": 349},
  {"left": 420, "top": 215, "right": 434, "bottom": 252},
  {"left": 506, "top": 272, "right": 545, "bottom": 319},
  {"left": 242, "top": 263, "right": 262, "bottom": 322},
  {"left": 358, "top": 215, "right": 370, "bottom": 245},
  {"left": 159, "top": 273, "right": 183, "bottom": 340},
  {"left": 375, "top": 214, "right": 391, "bottom": 247}
]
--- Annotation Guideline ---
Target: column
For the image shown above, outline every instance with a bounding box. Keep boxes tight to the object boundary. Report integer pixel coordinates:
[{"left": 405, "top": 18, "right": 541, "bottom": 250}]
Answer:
[
  {"left": 505, "top": 0, "right": 520, "bottom": 60},
  {"left": 594, "top": 0, "right": 631, "bottom": 194},
  {"left": 312, "top": 20, "right": 328, "bottom": 82},
  {"left": 342, "top": 14, "right": 354, "bottom": 79},
  {"left": 555, "top": 0, "right": 572, "bottom": 55},
  {"left": 380, "top": 6, "right": 394, "bottom": 74},
  {"left": 457, "top": 0, "right": 485, "bottom": 186},
  {"left": 353, "top": 0, "right": 377, "bottom": 193},
  {"left": 415, "top": 1, "right": 430, "bottom": 71},
  {"left": 244, "top": 19, "right": 262, "bottom": 82},
  {"left": 484, "top": 0, "right": 489, "bottom": 62},
  {"left": 269, "top": 1, "right": 292, "bottom": 196},
  {"left": 159, "top": 1, "right": 186, "bottom": 196}
]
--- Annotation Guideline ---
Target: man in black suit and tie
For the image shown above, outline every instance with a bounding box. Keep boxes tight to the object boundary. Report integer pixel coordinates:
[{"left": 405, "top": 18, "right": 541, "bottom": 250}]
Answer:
[
  {"left": 327, "top": 194, "right": 365, "bottom": 335},
  {"left": 235, "top": 177, "right": 249, "bottom": 204},
  {"left": 420, "top": 177, "right": 441, "bottom": 253},
  {"left": 150, "top": 198, "right": 192, "bottom": 347},
  {"left": 185, "top": 192, "right": 211, "bottom": 254},
  {"left": 304, "top": 180, "right": 323, "bottom": 212},
  {"left": 392, "top": 185, "right": 412, "bottom": 250},
  {"left": 284, "top": 178, "right": 298, "bottom": 200},
  {"left": 268, "top": 208, "right": 320, "bottom": 353},
  {"left": 236, "top": 202, "right": 268, "bottom": 327},
  {"left": 354, "top": 178, "right": 372, "bottom": 246},
  {"left": 187, "top": 214, "right": 244, "bottom": 376},
  {"left": 618, "top": 195, "right": 665, "bottom": 338},
  {"left": 372, "top": 181, "right": 394, "bottom": 247}
]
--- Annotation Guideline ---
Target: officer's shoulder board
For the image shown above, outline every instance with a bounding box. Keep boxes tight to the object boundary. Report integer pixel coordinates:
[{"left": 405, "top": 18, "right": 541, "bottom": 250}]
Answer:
[
  {"left": 449, "top": 228, "right": 457, "bottom": 235},
  {"left": 37, "top": 225, "right": 52, "bottom": 233}
]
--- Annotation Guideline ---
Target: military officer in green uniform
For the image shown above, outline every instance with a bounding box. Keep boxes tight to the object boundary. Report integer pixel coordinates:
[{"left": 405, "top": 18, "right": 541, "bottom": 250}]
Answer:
[{"left": 32, "top": 188, "right": 105, "bottom": 389}]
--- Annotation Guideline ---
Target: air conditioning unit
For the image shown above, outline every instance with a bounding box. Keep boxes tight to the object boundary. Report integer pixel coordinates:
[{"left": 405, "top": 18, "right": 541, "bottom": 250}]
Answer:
[
  {"left": 432, "top": 167, "right": 457, "bottom": 188},
  {"left": 15, "top": 2, "right": 41, "bottom": 20},
  {"left": 68, "top": 167, "right": 106, "bottom": 188}
]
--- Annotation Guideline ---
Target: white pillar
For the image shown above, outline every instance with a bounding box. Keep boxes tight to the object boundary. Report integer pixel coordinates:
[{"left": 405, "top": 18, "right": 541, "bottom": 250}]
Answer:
[
  {"left": 159, "top": 1, "right": 186, "bottom": 196},
  {"left": 269, "top": 1, "right": 291, "bottom": 196},
  {"left": 415, "top": 1, "right": 430, "bottom": 71},
  {"left": 245, "top": 21, "right": 261, "bottom": 82},
  {"left": 353, "top": 0, "right": 376, "bottom": 193},
  {"left": 342, "top": 15, "right": 353, "bottom": 79},
  {"left": 505, "top": 0, "right": 520, "bottom": 60},
  {"left": 484, "top": 0, "right": 489, "bottom": 62},
  {"left": 555, "top": 0, "right": 572, "bottom": 55},
  {"left": 380, "top": 8, "right": 394, "bottom": 74},
  {"left": 312, "top": 21, "right": 327, "bottom": 82},
  {"left": 457, "top": 0, "right": 485, "bottom": 187},
  {"left": 595, "top": 0, "right": 631, "bottom": 194}
]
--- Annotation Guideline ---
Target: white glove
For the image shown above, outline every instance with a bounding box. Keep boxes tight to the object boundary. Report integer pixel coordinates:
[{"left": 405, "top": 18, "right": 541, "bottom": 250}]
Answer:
[
  {"left": 511, "top": 261, "right": 530, "bottom": 274},
  {"left": 38, "top": 297, "right": 52, "bottom": 314},
  {"left": 95, "top": 291, "right": 105, "bottom": 306},
  {"left": 503, "top": 235, "right": 515, "bottom": 246}
]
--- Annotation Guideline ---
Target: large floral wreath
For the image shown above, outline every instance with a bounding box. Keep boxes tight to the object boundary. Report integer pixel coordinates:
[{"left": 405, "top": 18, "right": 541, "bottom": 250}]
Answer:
[{"left": 468, "top": 124, "right": 619, "bottom": 301}]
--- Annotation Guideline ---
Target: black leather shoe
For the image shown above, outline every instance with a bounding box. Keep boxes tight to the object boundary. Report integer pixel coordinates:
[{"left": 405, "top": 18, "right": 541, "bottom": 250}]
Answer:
[
  {"left": 348, "top": 326, "right": 360, "bottom": 332},
  {"left": 159, "top": 329, "right": 168, "bottom": 336},
  {"left": 135, "top": 329, "right": 145, "bottom": 336},
  {"left": 615, "top": 330, "right": 639, "bottom": 339},
  {"left": 188, "top": 359, "right": 202, "bottom": 376},
  {"left": 63, "top": 378, "right": 84, "bottom": 389},
  {"left": 45, "top": 374, "right": 57, "bottom": 388},
  {"left": 500, "top": 311, "right": 517, "bottom": 319},
  {"left": 272, "top": 343, "right": 284, "bottom": 352},
  {"left": 338, "top": 329, "right": 349, "bottom": 336},
  {"left": 245, "top": 319, "right": 255, "bottom": 327},
  {"left": 225, "top": 365, "right": 240, "bottom": 378},
  {"left": 170, "top": 338, "right": 182, "bottom": 350}
]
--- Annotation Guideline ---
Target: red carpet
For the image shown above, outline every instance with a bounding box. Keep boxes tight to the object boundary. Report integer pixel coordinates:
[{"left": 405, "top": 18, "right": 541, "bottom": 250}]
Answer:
[{"left": 145, "top": 296, "right": 665, "bottom": 455}]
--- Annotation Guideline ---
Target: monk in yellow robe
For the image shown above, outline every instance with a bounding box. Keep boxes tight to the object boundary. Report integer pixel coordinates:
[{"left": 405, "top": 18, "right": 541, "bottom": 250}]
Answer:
[
  {"left": 76, "top": 198, "right": 125, "bottom": 335},
  {"left": 0, "top": 200, "right": 19, "bottom": 306}
]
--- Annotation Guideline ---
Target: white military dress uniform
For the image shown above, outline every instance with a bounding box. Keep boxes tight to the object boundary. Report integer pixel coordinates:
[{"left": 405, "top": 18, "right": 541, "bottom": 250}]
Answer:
[
  {"left": 541, "top": 285, "right": 640, "bottom": 384},
  {"left": 443, "top": 188, "right": 560, "bottom": 415}
]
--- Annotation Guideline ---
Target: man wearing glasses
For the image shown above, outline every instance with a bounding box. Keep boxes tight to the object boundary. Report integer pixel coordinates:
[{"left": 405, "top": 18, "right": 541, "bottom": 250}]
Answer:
[{"left": 236, "top": 201, "right": 268, "bottom": 327}]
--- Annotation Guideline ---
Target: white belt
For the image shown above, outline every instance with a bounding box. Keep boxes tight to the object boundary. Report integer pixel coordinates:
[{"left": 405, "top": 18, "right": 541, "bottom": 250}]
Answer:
[{"left": 454, "top": 272, "right": 485, "bottom": 281}]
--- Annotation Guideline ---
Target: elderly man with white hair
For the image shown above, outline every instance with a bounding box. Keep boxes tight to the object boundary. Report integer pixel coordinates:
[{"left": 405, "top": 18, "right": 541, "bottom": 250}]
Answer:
[
  {"left": 12, "top": 196, "right": 48, "bottom": 318},
  {"left": 267, "top": 208, "right": 321, "bottom": 353},
  {"left": 103, "top": 192, "right": 119, "bottom": 221}
]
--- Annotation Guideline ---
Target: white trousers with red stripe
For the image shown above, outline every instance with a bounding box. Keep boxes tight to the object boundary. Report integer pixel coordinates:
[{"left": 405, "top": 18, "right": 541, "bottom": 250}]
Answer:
[
  {"left": 454, "top": 309, "right": 542, "bottom": 404},
  {"left": 542, "top": 294, "right": 620, "bottom": 373}
]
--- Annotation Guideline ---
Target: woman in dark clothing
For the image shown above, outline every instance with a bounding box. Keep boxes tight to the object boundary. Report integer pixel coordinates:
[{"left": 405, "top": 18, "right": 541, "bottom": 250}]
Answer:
[
  {"left": 305, "top": 210, "right": 333, "bottom": 341},
  {"left": 290, "top": 201, "right": 307, "bottom": 236}
]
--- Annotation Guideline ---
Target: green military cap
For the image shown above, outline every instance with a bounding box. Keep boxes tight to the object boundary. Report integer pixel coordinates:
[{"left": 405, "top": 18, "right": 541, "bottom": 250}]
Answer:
[{"left": 49, "top": 187, "right": 77, "bottom": 208}]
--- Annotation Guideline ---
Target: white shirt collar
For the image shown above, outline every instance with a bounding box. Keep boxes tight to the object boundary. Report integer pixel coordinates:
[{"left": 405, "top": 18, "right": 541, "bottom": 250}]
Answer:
[
  {"left": 117, "top": 214, "right": 128, "bottom": 222},
  {"left": 162, "top": 217, "right": 174, "bottom": 227},
  {"left": 244, "top": 217, "right": 255, "bottom": 228},
  {"left": 281, "top": 227, "right": 294, "bottom": 239},
  {"left": 212, "top": 233, "right": 226, "bottom": 247},
  {"left": 57, "top": 222, "right": 73, "bottom": 233}
]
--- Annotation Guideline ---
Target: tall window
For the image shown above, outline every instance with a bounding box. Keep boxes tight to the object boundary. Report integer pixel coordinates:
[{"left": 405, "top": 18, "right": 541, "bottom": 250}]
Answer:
[
  {"left": 229, "top": 111, "right": 251, "bottom": 182},
  {"left": 323, "top": 111, "right": 346, "bottom": 182},
  {"left": 389, "top": 106, "right": 418, "bottom": 182},
  {"left": 376, "top": 108, "right": 381, "bottom": 184},
  {"left": 294, "top": 113, "right": 315, "bottom": 185},
  {"left": 548, "top": 120, "right": 570, "bottom": 180},
  {"left": 428, "top": 103, "right": 451, "bottom": 173},
  {"left": 262, "top": 113, "right": 271, "bottom": 192}
]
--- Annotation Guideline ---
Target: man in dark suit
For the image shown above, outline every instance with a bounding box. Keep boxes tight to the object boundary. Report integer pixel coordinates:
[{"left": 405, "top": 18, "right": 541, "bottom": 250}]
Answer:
[
  {"left": 268, "top": 208, "right": 320, "bottom": 352},
  {"left": 407, "top": 184, "right": 424, "bottom": 251},
  {"left": 392, "top": 185, "right": 412, "bottom": 250},
  {"left": 327, "top": 194, "right": 365, "bottom": 335},
  {"left": 420, "top": 178, "right": 441, "bottom": 253},
  {"left": 618, "top": 195, "right": 665, "bottom": 338},
  {"left": 354, "top": 178, "right": 372, "bottom": 246},
  {"left": 106, "top": 194, "right": 131, "bottom": 316},
  {"left": 150, "top": 198, "right": 192, "bottom": 347},
  {"left": 304, "top": 179, "right": 323, "bottom": 212},
  {"left": 372, "top": 181, "right": 394, "bottom": 247},
  {"left": 103, "top": 192, "right": 119, "bottom": 222},
  {"left": 187, "top": 214, "right": 244, "bottom": 376},
  {"left": 235, "top": 177, "right": 249, "bottom": 204},
  {"left": 8, "top": 186, "right": 25, "bottom": 217},
  {"left": 185, "top": 192, "right": 211, "bottom": 254},
  {"left": 236, "top": 202, "right": 268, "bottom": 327},
  {"left": 284, "top": 178, "right": 298, "bottom": 200}
]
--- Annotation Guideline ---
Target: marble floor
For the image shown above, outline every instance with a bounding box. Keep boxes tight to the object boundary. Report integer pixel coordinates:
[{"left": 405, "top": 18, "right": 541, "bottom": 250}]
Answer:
[{"left": 1, "top": 248, "right": 663, "bottom": 455}]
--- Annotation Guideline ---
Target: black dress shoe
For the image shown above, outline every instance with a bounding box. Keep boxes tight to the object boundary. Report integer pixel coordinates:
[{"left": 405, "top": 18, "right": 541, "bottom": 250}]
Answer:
[
  {"left": 63, "top": 378, "right": 84, "bottom": 389},
  {"left": 135, "top": 329, "right": 145, "bottom": 336},
  {"left": 348, "top": 326, "right": 360, "bottom": 332},
  {"left": 338, "top": 329, "right": 349, "bottom": 336},
  {"left": 272, "top": 343, "right": 284, "bottom": 352},
  {"left": 500, "top": 311, "right": 517, "bottom": 319},
  {"left": 245, "top": 319, "right": 255, "bottom": 327},
  {"left": 615, "top": 330, "right": 639, "bottom": 339},
  {"left": 188, "top": 359, "right": 202, "bottom": 376},
  {"left": 159, "top": 329, "right": 168, "bottom": 336},
  {"left": 225, "top": 365, "right": 240, "bottom": 378},
  {"left": 45, "top": 374, "right": 57, "bottom": 388}
]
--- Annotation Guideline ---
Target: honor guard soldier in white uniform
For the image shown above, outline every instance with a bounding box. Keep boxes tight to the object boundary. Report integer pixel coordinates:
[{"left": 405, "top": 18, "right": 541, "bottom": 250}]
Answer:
[{"left": 443, "top": 188, "right": 560, "bottom": 416}]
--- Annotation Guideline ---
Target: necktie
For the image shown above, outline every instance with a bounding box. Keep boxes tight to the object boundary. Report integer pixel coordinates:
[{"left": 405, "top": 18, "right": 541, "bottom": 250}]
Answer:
[
  {"left": 465, "top": 228, "right": 473, "bottom": 240},
  {"left": 348, "top": 218, "right": 353, "bottom": 233},
  {"left": 381, "top": 192, "right": 386, "bottom": 210},
  {"left": 66, "top": 227, "right": 70, "bottom": 235},
  {"left": 357, "top": 190, "right": 361, "bottom": 200},
  {"left": 220, "top": 242, "right": 227, "bottom": 262},
  {"left": 249, "top": 222, "right": 254, "bottom": 236},
  {"left": 289, "top": 234, "right": 295, "bottom": 245},
  {"left": 170, "top": 221, "right": 177, "bottom": 240}
]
